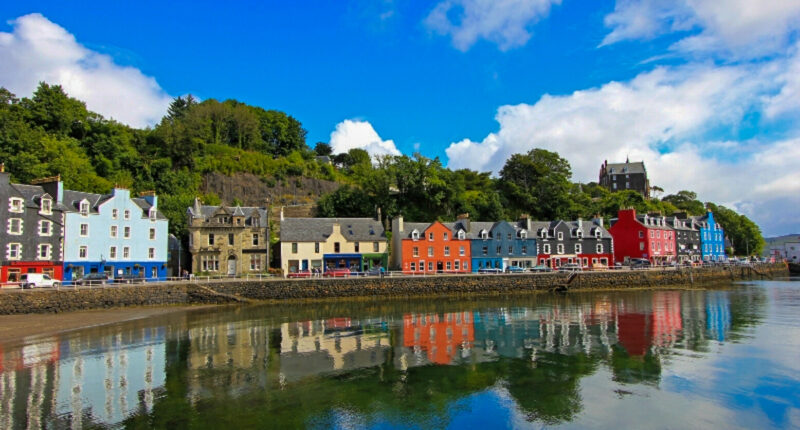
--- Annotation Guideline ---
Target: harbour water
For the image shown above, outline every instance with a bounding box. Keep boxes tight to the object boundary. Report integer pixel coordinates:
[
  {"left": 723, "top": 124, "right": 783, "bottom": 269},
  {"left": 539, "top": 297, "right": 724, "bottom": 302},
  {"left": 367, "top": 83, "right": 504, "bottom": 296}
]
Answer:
[{"left": 0, "top": 279, "right": 798, "bottom": 429}]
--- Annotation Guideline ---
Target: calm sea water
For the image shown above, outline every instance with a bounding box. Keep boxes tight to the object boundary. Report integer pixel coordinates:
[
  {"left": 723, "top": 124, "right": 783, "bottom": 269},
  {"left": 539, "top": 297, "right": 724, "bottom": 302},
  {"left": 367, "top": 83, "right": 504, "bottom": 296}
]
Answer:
[{"left": 1, "top": 279, "right": 799, "bottom": 429}]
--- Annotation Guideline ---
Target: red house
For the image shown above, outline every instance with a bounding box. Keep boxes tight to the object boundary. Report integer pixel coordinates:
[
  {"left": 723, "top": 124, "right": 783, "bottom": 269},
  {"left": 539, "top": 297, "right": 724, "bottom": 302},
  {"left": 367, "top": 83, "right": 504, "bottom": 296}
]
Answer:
[{"left": 609, "top": 209, "right": 676, "bottom": 265}]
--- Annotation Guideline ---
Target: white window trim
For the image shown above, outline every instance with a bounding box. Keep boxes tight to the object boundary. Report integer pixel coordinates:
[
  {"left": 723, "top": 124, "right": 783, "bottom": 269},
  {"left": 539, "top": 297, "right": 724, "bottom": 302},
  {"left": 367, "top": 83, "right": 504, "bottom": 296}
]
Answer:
[
  {"left": 39, "top": 220, "right": 53, "bottom": 236},
  {"left": 40, "top": 197, "right": 52, "bottom": 215},
  {"left": 123, "top": 226, "right": 131, "bottom": 239},
  {"left": 123, "top": 246, "right": 130, "bottom": 259},
  {"left": 37, "top": 244, "right": 51, "bottom": 260},
  {"left": 7, "top": 218, "right": 23, "bottom": 235},
  {"left": 79, "top": 245, "right": 88, "bottom": 259},
  {"left": 149, "top": 228, "right": 156, "bottom": 240},
  {"left": 109, "top": 246, "right": 117, "bottom": 260},
  {"left": 557, "top": 232, "right": 564, "bottom": 241},
  {"left": 112, "top": 209, "right": 118, "bottom": 219},
  {"left": 124, "top": 209, "right": 130, "bottom": 220},
  {"left": 596, "top": 244, "right": 603, "bottom": 253},
  {"left": 575, "top": 243, "right": 582, "bottom": 254},
  {"left": 149, "top": 208, "right": 157, "bottom": 221},
  {"left": 9, "top": 197, "right": 24, "bottom": 213},
  {"left": 80, "top": 199, "right": 90, "bottom": 217},
  {"left": 148, "top": 248, "right": 156, "bottom": 259},
  {"left": 110, "top": 225, "right": 118, "bottom": 238},
  {"left": 80, "top": 223, "right": 89, "bottom": 237},
  {"left": 557, "top": 244, "right": 565, "bottom": 254},
  {"left": 543, "top": 244, "right": 551, "bottom": 254},
  {"left": 7, "top": 243, "right": 22, "bottom": 260}
]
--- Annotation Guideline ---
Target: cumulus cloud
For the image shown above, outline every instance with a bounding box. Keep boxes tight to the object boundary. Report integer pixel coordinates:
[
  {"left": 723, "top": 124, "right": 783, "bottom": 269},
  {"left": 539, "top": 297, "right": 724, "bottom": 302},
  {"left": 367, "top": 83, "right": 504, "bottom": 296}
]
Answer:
[
  {"left": 602, "top": 0, "right": 800, "bottom": 58},
  {"left": 0, "top": 13, "right": 172, "bottom": 128},
  {"left": 329, "top": 119, "right": 402, "bottom": 159},
  {"left": 424, "top": 0, "right": 561, "bottom": 51},
  {"left": 444, "top": 58, "right": 800, "bottom": 235}
]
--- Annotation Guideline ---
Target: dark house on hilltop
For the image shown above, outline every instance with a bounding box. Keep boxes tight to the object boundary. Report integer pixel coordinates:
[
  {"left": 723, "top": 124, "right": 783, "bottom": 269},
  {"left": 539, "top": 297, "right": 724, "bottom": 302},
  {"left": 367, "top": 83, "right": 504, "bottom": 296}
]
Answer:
[
  {"left": 0, "top": 169, "right": 66, "bottom": 283},
  {"left": 599, "top": 159, "right": 650, "bottom": 198}
]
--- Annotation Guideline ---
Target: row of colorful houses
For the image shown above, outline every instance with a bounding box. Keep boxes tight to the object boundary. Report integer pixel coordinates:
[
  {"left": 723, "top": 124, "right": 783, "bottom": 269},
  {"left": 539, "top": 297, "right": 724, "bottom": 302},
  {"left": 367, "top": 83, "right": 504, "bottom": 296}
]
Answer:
[{"left": 0, "top": 169, "right": 168, "bottom": 283}]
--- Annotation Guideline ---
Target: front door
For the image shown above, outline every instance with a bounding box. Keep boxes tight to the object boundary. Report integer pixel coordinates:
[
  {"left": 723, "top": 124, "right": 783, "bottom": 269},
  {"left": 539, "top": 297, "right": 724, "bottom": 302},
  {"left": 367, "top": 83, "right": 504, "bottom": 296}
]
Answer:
[
  {"left": 227, "top": 257, "right": 236, "bottom": 276},
  {"left": 437, "top": 261, "right": 443, "bottom": 273}
]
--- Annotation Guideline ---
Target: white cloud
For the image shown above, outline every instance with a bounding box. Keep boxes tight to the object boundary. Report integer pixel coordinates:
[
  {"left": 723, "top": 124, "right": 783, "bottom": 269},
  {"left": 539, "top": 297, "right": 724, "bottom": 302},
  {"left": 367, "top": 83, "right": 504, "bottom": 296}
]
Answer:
[
  {"left": 444, "top": 59, "right": 800, "bottom": 235},
  {"left": 602, "top": 0, "right": 800, "bottom": 58},
  {"left": 329, "top": 119, "right": 402, "bottom": 159},
  {"left": 0, "top": 13, "right": 171, "bottom": 128},
  {"left": 424, "top": 0, "right": 561, "bottom": 51}
]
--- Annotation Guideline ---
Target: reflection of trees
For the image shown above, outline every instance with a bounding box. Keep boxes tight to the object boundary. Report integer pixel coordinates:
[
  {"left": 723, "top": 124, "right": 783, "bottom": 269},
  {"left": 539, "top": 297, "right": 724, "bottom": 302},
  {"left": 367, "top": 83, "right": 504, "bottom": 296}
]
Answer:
[
  {"left": 727, "top": 286, "right": 768, "bottom": 341},
  {"left": 609, "top": 345, "right": 662, "bottom": 385}
]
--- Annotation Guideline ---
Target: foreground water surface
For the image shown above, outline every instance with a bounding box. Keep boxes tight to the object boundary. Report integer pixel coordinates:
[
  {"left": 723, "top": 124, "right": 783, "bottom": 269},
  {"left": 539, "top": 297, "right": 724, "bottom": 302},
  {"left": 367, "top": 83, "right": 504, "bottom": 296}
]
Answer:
[{"left": 1, "top": 279, "right": 799, "bottom": 429}]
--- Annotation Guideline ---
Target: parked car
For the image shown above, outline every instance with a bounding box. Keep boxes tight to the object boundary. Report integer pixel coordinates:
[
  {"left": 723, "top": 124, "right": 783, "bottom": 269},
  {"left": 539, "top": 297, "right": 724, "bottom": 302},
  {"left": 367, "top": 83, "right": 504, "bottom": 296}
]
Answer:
[
  {"left": 590, "top": 262, "right": 608, "bottom": 271},
  {"left": 324, "top": 268, "right": 351, "bottom": 277},
  {"left": 629, "top": 259, "right": 651, "bottom": 269},
  {"left": 75, "top": 273, "right": 110, "bottom": 286},
  {"left": 20, "top": 273, "right": 60, "bottom": 289},
  {"left": 288, "top": 270, "right": 313, "bottom": 278},
  {"left": 558, "top": 263, "right": 583, "bottom": 272},
  {"left": 478, "top": 267, "right": 503, "bottom": 274},
  {"left": 530, "top": 265, "right": 553, "bottom": 273},
  {"left": 366, "top": 267, "right": 385, "bottom": 276},
  {"left": 114, "top": 273, "right": 146, "bottom": 284},
  {"left": 506, "top": 266, "right": 526, "bottom": 273}
]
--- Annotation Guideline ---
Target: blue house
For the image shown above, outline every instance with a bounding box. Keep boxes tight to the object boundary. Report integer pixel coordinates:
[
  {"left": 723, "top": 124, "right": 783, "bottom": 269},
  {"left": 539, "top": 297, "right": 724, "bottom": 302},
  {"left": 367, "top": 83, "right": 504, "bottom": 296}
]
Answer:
[
  {"left": 451, "top": 215, "right": 537, "bottom": 271},
  {"left": 62, "top": 187, "right": 169, "bottom": 281},
  {"left": 692, "top": 211, "right": 726, "bottom": 261}
]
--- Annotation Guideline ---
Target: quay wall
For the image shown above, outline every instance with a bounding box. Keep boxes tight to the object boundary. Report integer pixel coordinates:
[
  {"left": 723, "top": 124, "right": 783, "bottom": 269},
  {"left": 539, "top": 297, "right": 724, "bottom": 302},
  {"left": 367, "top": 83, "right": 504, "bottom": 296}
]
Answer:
[{"left": 0, "top": 264, "right": 788, "bottom": 315}]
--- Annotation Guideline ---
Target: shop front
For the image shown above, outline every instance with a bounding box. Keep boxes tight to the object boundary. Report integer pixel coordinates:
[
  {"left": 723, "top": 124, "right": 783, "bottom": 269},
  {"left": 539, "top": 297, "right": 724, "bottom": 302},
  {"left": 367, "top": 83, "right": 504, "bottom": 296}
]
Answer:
[
  {"left": 2, "top": 261, "right": 64, "bottom": 283},
  {"left": 323, "top": 253, "right": 363, "bottom": 271}
]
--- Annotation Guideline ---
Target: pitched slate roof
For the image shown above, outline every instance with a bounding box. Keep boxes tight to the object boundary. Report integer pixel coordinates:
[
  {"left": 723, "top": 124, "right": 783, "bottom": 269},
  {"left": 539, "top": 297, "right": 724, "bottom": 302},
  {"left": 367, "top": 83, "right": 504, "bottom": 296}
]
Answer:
[
  {"left": 529, "top": 220, "right": 612, "bottom": 238},
  {"left": 280, "top": 217, "right": 386, "bottom": 242},
  {"left": 10, "top": 183, "right": 63, "bottom": 210},
  {"left": 665, "top": 216, "right": 697, "bottom": 231},
  {"left": 61, "top": 189, "right": 167, "bottom": 219},
  {"left": 396, "top": 222, "right": 432, "bottom": 239},
  {"left": 448, "top": 220, "right": 497, "bottom": 239},
  {"left": 605, "top": 161, "right": 646, "bottom": 175},
  {"left": 188, "top": 204, "right": 268, "bottom": 226}
]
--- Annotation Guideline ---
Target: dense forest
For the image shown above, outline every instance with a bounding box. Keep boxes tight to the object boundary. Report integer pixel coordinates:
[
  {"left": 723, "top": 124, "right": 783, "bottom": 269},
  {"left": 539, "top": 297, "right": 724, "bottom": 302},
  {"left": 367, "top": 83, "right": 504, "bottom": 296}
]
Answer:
[{"left": 0, "top": 83, "right": 765, "bottom": 255}]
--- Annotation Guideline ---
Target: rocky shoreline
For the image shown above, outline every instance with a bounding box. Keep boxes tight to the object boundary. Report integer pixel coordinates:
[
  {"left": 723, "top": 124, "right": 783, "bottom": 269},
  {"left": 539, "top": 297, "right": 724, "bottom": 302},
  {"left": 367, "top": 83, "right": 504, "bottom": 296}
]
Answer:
[{"left": 0, "top": 263, "right": 788, "bottom": 315}]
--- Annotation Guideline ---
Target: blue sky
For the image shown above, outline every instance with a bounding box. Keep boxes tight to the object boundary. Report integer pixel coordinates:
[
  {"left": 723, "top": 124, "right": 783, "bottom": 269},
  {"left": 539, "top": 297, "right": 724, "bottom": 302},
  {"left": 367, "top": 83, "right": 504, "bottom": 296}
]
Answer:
[{"left": 1, "top": 1, "right": 800, "bottom": 236}]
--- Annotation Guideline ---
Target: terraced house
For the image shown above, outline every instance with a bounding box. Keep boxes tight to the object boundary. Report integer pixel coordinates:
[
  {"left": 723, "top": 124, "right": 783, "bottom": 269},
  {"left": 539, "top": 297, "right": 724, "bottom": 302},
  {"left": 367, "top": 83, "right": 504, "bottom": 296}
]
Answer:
[
  {"left": 280, "top": 211, "right": 387, "bottom": 276},
  {"left": 0, "top": 169, "right": 65, "bottom": 283},
  {"left": 691, "top": 211, "right": 726, "bottom": 261},
  {"left": 60, "top": 185, "right": 169, "bottom": 281},
  {"left": 391, "top": 216, "right": 471, "bottom": 274},
  {"left": 531, "top": 217, "right": 613, "bottom": 269},
  {"left": 187, "top": 199, "right": 269, "bottom": 276},
  {"left": 667, "top": 213, "right": 702, "bottom": 263},
  {"left": 450, "top": 214, "right": 538, "bottom": 271},
  {"left": 609, "top": 209, "right": 676, "bottom": 265}
]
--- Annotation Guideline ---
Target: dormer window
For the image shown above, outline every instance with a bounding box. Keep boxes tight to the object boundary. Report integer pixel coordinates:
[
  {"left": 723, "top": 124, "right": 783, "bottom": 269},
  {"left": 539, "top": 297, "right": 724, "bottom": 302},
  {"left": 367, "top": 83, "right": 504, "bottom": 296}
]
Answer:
[
  {"left": 457, "top": 230, "right": 465, "bottom": 240},
  {"left": 411, "top": 229, "right": 420, "bottom": 240},
  {"left": 480, "top": 230, "right": 488, "bottom": 240},
  {"left": 9, "top": 198, "right": 23, "bottom": 213},
  {"left": 594, "top": 228, "right": 602, "bottom": 239},
  {"left": 519, "top": 230, "right": 527, "bottom": 239},
  {"left": 149, "top": 208, "right": 157, "bottom": 221},
  {"left": 41, "top": 197, "right": 52, "bottom": 214},
  {"left": 576, "top": 230, "right": 583, "bottom": 239},
  {"left": 80, "top": 200, "right": 90, "bottom": 216},
  {"left": 539, "top": 229, "right": 547, "bottom": 239}
]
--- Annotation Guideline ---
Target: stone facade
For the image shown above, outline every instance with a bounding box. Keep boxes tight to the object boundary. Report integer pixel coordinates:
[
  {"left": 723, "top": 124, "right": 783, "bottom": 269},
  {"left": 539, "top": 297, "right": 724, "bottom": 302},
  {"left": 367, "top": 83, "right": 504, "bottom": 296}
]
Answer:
[
  {"left": 599, "top": 159, "right": 650, "bottom": 198},
  {"left": 187, "top": 199, "right": 269, "bottom": 276}
]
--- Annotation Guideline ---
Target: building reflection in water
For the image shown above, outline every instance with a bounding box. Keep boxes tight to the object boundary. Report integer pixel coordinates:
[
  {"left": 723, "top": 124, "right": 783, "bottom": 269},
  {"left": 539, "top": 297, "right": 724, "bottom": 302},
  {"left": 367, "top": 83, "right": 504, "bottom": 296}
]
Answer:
[{"left": 0, "top": 289, "right": 743, "bottom": 428}]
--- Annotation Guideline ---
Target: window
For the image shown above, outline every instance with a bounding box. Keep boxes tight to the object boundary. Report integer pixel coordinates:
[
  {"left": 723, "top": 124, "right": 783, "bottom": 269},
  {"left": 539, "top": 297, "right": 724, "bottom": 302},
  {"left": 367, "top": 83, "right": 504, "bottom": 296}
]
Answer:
[
  {"left": 80, "top": 201, "right": 89, "bottom": 216},
  {"left": 626, "top": 182, "right": 630, "bottom": 189},
  {"left": 228, "top": 233, "right": 234, "bottom": 245},
  {"left": 250, "top": 255, "right": 262, "bottom": 271},
  {"left": 454, "top": 260, "right": 460, "bottom": 270},
  {"left": 482, "top": 246, "right": 488, "bottom": 256},
  {"left": 508, "top": 246, "right": 513, "bottom": 254},
  {"left": 540, "top": 229, "right": 547, "bottom": 239},
  {"left": 413, "top": 246, "right": 419, "bottom": 257},
  {"left": 38, "top": 244, "right": 51, "bottom": 259},
  {"left": 443, "top": 232, "right": 449, "bottom": 241},
  {"left": 252, "top": 234, "right": 260, "bottom": 246},
  {"left": 10, "top": 198, "right": 24, "bottom": 213},
  {"left": 444, "top": 246, "right": 450, "bottom": 256},
  {"left": 292, "top": 243, "right": 298, "bottom": 253},
  {"left": 640, "top": 242, "right": 645, "bottom": 251},
  {"left": 355, "top": 242, "right": 360, "bottom": 253},
  {"left": 8, "top": 243, "right": 21, "bottom": 260},
  {"left": 650, "top": 230, "right": 655, "bottom": 238},
  {"left": 79, "top": 246, "right": 88, "bottom": 259},
  {"left": 576, "top": 230, "right": 583, "bottom": 239},
  {"left": 202, "top": 255, "right": 219, "bottom": 271},
  {"left": 463, "top": 261, "right": 468, "bottom": 271},
  {"left": 315, "top": 242, "right": 320, "bottom": 253},
  {"left": 639, "top": 231, "right": 644, "bottom": 238},
  {"left": 112, "top": 209, "right": 118, "bottom": 219},
  {"left": 41, "top": 197, "right": 52, "bottom": 214},
  {"left": 543, "top": 244, "right": 551, "bottom": 254},
  {"left": 613, "top": 183, "right": 617, "bottom": 190},
  {"left": 428, "top": 246, "right": 434, "bottom": 257},
  {"left": 410, "top": 262, "right": 416, "bottom": 271},
  {"left": 557, "top": 244, "right": 564, "bottom": 254},
  {"left": 79, "top": 223, "right": 88, "bottom": 237},
  {"left": 575, "top": 243, "right": 582, "bottom": 253},
  {"left": 148, "top": 248, "right": 155, "bottom": 259},
  {"left": 209, "top": 234, "right": 215, "bottom": 245},
  {"left": 124, "top": 210, "right": 130, "bottom": 220},
  {"left": 428, "top": 262, "right": 434, "bottom": 272},
  {"left": 522, "top": 245, "right": 527, "bottom": 255},
  {"left": 656, "top": 231, "right": 661, "bottom": 238},
  {"left": 8, "top": 218, "right": 22, "bottom": 235},
  {"left": 507, "top": 233, "right": 512, "bottom": 240},
  {"left": 110, "top": 225, "right": 118, "bottom": 238},
  {"left": 124, "top": 226, "right": 130, "bottom": 239},
  {"left": 334, "top": 242, "right": 340, "bottom": 253},
  {"left": 123, "top": 247, "right": 130, "bottom": 259},
  {"left": 595, "top": 229, "right": 602, "bottom": 239},
  {"left": 520, "top": 230, "right": 527, "bottom": 239},
  {"left": 411, "top": 230, "right": 420, "bottom": 240},
  {"left": 458, "top": 231, "right": 465, "bottom": 240},
  {"left": 109, "top": 246, "right": 117, "bottom": 259},
  {"left": 373, "top": 242, "right": 379, "bottom": 252},
  {"left": 459, "top": 246, "right": 465, "bottom": 256},
  {"left": 428, "top": 232, "right": 434, "bottom": 241},
  {"left": 596, "top": 244, "right": 603, "bottom": 253},
  {"left": 39, "top": 220, "right": 52, "bottom": 236},
  {"left": 446, "top": 261, "right": 451, "bottom": 270},
  {"left": 481, "top": 231, "right": 488, "bottom": 239},
  {"left": 496, "top": 246, "right": 502, "bottom": 254},
  {"left": 149, "top": 208, "right": 157, "bottom": 221},
  {"left": 557, "top": 232, "right": 563, "bottom": 240},
  {"left": 149, "top": 228, "right": 156, "bottom": 240}
]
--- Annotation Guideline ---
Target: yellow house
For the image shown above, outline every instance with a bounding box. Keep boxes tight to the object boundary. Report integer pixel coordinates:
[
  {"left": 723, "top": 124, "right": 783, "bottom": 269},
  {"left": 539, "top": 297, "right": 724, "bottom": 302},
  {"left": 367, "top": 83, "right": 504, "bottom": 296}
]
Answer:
[{"left": 279, "top": 212, "right": 388, "bottom": 276}]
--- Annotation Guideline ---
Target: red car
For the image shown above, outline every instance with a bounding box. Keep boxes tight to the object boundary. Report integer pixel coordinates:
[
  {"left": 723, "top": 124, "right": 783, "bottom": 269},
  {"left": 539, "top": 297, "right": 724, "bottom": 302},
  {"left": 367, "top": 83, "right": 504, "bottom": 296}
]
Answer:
[
  {"left": 288, "top": 270, "right": 313, "bottom": 278},
  {"left": 323, "top": 268, "right": 351, "bottom": 277}
]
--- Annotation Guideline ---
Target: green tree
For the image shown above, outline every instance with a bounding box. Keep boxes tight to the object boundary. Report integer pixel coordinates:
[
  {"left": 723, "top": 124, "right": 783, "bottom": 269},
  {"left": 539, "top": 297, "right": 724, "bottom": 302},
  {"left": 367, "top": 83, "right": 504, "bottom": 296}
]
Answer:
[
  {"left": 314, "top": 142, "right": 333, "bottom": 156},
  {"left": 498, "top": 149, "right": 572, "bottom": 220}
]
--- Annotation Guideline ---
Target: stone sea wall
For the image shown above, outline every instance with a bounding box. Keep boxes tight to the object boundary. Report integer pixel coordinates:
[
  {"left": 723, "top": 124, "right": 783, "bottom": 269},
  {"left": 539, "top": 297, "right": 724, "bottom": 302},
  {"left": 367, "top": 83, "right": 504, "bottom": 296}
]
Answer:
[{"left": 0, "top": 264, "right": 788, "bottom": 315}]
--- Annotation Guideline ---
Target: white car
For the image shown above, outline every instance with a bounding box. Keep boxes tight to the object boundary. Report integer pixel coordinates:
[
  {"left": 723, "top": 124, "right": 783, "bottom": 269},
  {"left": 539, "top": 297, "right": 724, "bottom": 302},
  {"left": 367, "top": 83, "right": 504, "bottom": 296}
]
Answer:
[{"left": 20, "top": 273, "right": 60, "bottom": 289}]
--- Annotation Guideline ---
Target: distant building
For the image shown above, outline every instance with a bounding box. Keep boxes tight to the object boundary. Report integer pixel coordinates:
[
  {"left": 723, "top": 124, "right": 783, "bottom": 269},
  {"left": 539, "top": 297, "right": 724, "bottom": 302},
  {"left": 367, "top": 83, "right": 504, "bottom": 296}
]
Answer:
[
  {"left": 186, "top": 199, "right": 269, "bottom": 276},
  {"left": 599, "top": 159, "right": 650, "bottom": 198},
  {"left": 767, "top": 239, "right": 800, "bottom": 262}
]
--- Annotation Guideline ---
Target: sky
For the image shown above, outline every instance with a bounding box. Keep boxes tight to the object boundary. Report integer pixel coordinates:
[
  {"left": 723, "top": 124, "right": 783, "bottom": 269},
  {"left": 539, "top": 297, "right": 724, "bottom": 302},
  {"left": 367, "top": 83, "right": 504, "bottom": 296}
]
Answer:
[{"left": 0, "top": 1, "right": 799, "bottom": 236}]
